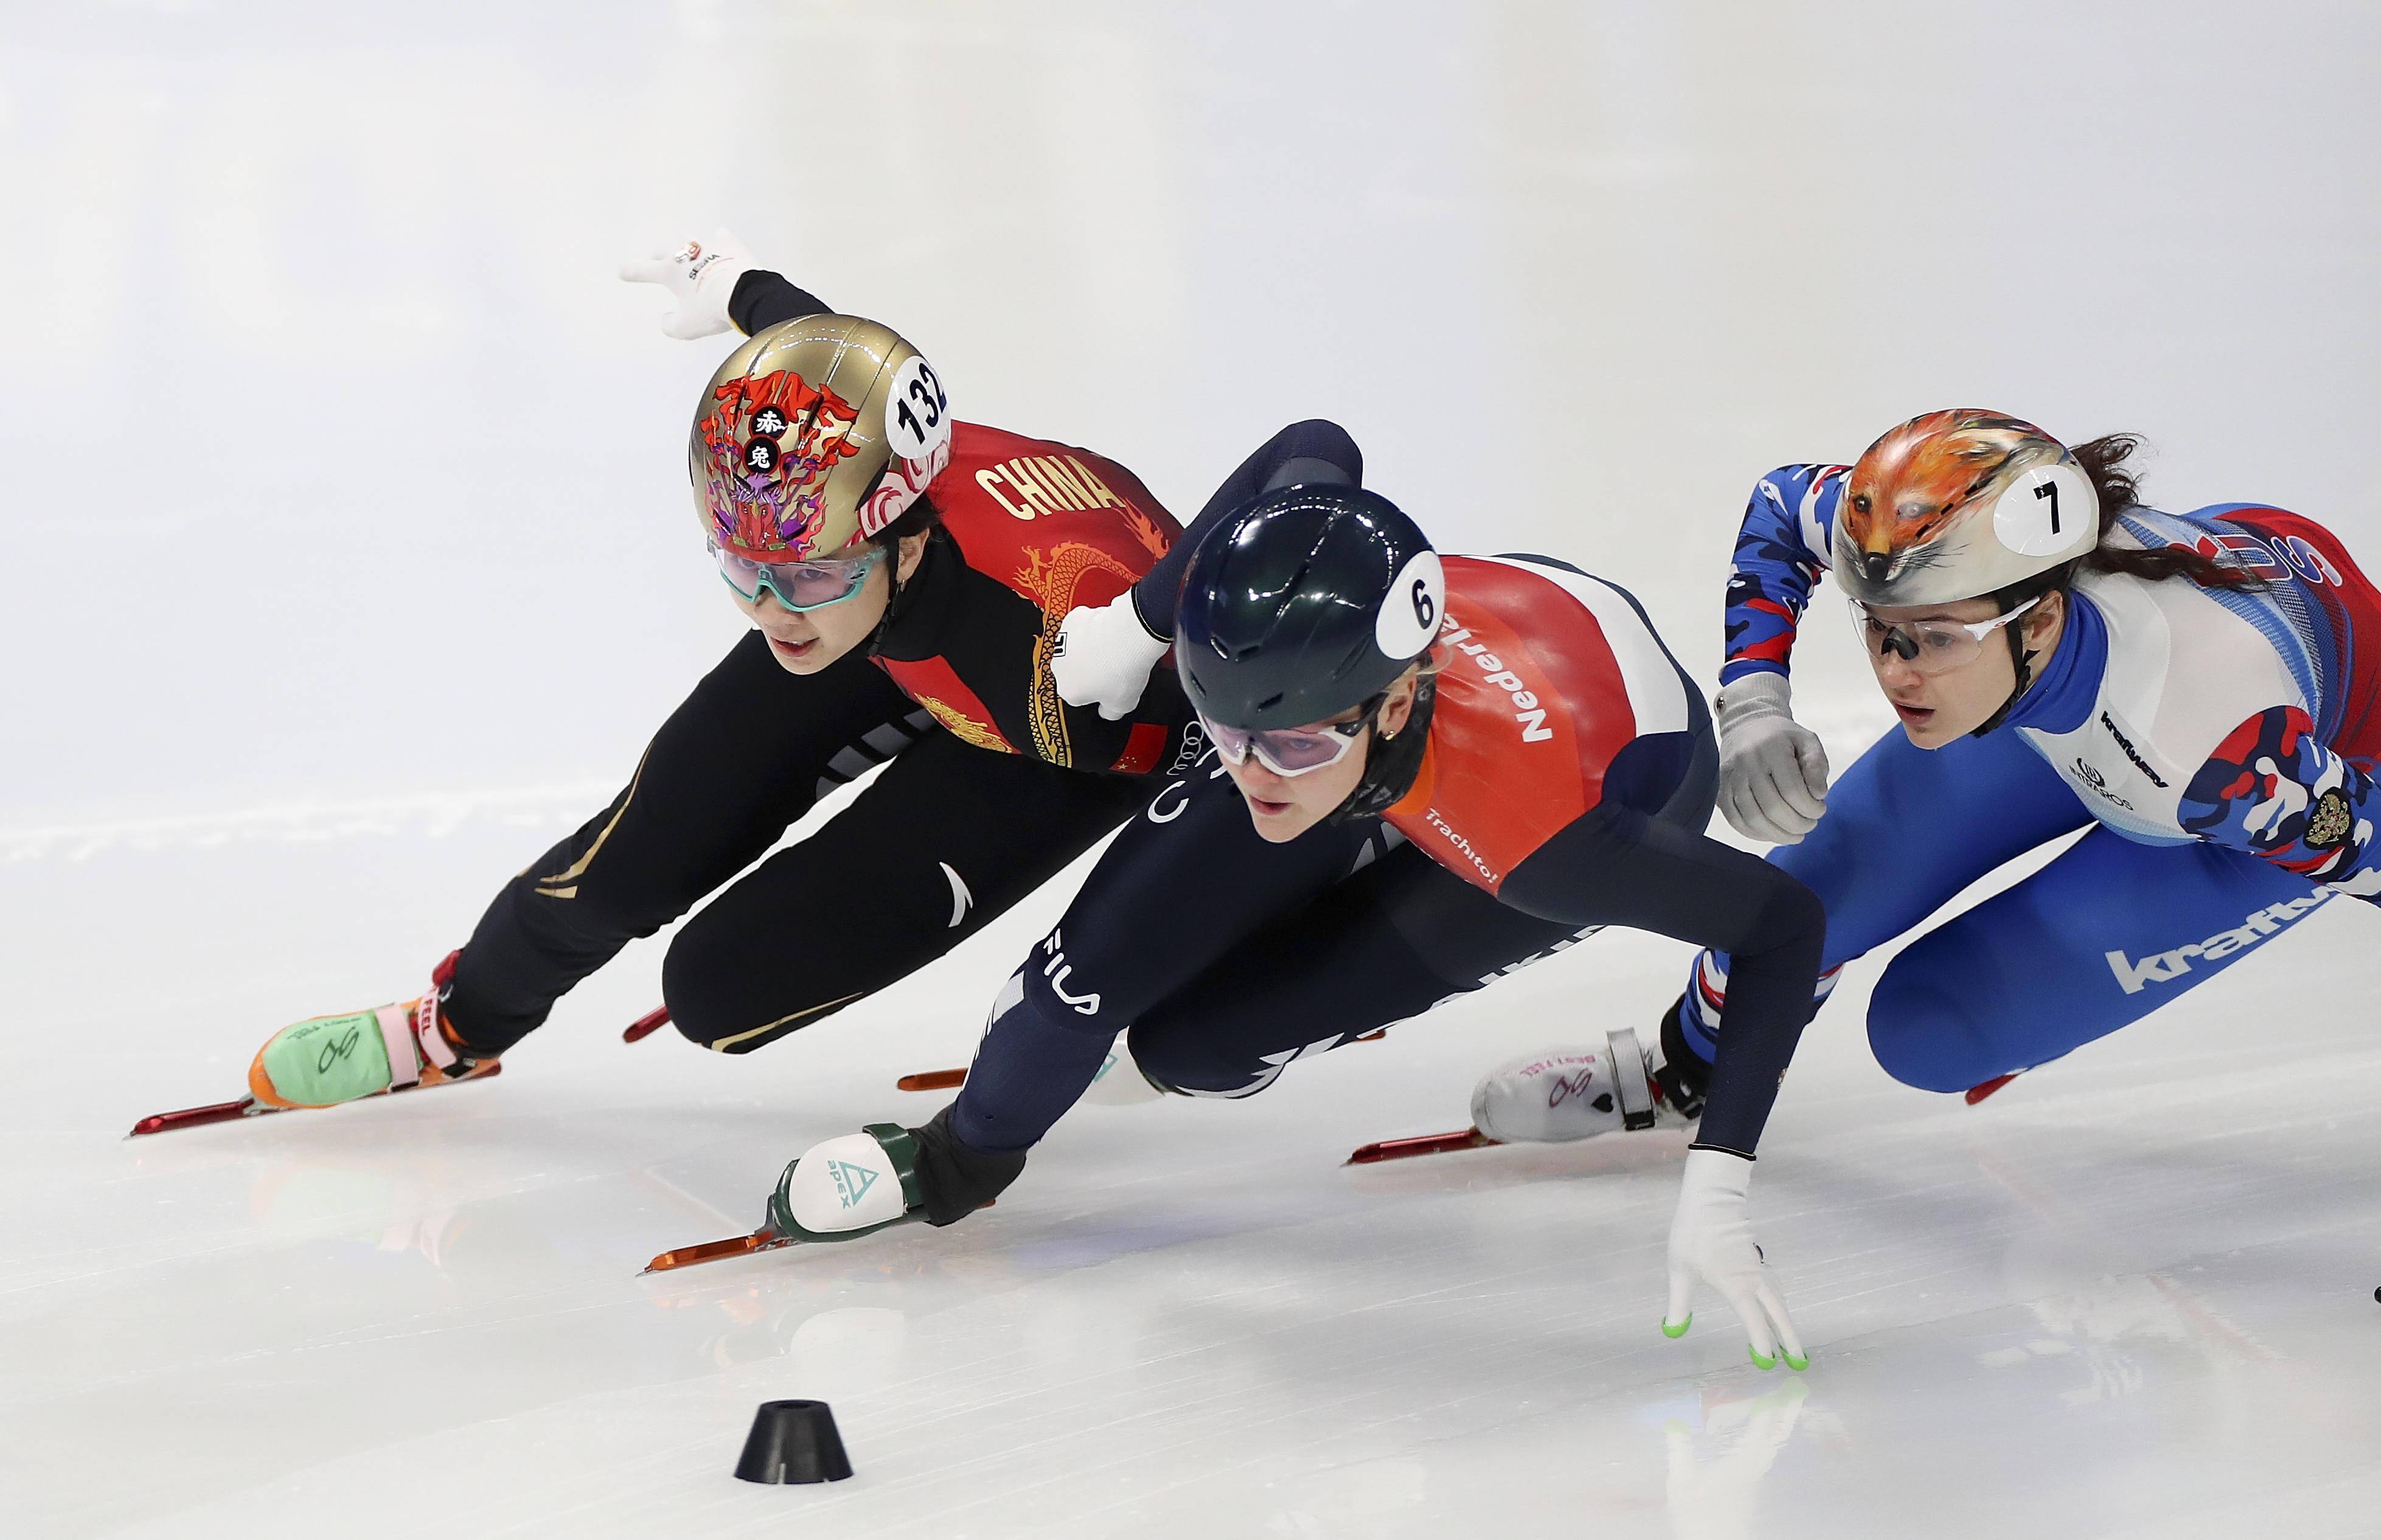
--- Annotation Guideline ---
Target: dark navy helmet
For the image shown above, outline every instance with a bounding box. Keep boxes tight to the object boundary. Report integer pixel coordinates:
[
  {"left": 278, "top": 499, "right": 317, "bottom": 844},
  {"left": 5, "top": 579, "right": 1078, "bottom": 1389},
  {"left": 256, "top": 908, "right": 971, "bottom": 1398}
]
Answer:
[{"left": 1175, "top": 484, "right": 1445, "bottom": 730}]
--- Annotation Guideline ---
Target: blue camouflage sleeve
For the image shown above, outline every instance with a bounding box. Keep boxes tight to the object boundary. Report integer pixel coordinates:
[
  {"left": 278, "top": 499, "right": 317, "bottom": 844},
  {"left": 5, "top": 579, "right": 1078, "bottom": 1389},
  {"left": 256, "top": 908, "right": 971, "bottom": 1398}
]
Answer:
[
  {"left": 1719, "top": 463, "right": 1847, "bottom": 687},
  {"left": 2180, "top": 706, "right": 2381, "bottom": 900}
]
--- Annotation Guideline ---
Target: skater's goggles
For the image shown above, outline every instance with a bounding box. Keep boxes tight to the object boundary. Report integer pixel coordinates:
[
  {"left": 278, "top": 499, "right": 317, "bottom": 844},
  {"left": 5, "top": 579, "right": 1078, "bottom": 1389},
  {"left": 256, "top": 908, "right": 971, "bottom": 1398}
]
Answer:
[
  {"left": 710, "top": 541, "right": 886, "bottom": 612},
  {"left": 1848, "top": 595, "right": 2042, "bottom": 676},
  {"left": 1197, "top": 693, "right": 1385, "bottom": 778}
]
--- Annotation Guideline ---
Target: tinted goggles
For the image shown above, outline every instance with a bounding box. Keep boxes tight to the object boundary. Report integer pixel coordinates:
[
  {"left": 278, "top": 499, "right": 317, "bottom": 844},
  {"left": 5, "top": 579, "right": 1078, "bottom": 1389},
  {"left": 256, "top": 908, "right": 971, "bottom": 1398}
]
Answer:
[
  {"left": 1198, "top": 694, "right": 1384, "bottom": 779},
  {"left": 712, "top": 542, "right": 886, "bottom": 612}
]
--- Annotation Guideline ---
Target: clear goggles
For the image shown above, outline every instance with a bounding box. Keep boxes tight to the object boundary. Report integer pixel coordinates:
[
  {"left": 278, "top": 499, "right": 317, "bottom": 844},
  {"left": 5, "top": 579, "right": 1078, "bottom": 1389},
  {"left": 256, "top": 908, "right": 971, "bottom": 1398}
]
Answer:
[
  {"left": 711, "top": 541, "right": 885, "bottom": 612},
  {"left": 1198, "top": 693, "right": 1384, "bottom": 779},
  {"left": 1849, "top": 594, "right": 2040, "bottom": 676}
]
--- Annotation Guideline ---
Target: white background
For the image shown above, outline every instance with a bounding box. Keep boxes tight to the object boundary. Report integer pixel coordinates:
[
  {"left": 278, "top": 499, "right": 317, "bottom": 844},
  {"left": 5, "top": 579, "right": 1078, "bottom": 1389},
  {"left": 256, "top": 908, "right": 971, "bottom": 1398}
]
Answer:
[{"left": 5, "top": 4, "right": 2380, "bottom": 1537}]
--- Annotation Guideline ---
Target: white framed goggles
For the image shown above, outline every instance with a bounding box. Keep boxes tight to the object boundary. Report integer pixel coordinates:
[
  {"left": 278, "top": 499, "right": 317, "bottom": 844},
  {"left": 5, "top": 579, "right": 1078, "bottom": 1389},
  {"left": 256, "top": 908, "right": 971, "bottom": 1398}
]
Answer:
[
  {"left": 1848, "top": 594, "right": 2040, "bottom": 676},
  {"left": 1198, "top": 693, "right": 1384, "bottom": 779},
  {"left": 711, "top": 541, "right": 886, "bottom": 612}
]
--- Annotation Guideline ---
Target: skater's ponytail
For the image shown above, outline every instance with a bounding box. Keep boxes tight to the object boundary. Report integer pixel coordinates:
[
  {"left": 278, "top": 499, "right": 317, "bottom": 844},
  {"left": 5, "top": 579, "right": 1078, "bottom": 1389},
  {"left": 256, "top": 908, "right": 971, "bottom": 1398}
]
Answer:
[{"left": 2065, "top": 434, "right": 2265, "bottom": 591}]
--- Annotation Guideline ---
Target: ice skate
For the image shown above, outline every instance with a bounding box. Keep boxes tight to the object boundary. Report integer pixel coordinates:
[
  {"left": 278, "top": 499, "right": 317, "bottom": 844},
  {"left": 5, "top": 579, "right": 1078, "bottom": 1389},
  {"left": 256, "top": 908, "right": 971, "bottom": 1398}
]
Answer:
[
  {"left": 646, "top": 1109, "right": 1022, "bottom": 1273},
  {"left": 130, "top": 953, "right": 502, "bottom": 1137},
  {"left": 1347, "top": 1026, "right": 1697, "bottom": 1165},
  {"left": 246, "top": 951, "right": 494, "bottom": 1110},
  {"left": 1469, "top": 1027, "right": 1694, "bottom": 1145}
]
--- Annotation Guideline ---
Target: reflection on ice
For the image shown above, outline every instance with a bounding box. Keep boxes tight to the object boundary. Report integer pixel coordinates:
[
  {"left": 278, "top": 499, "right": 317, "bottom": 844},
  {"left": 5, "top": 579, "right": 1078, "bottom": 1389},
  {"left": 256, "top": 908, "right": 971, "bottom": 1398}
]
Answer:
[
  {"left": 1664, "top": 1379, "right": 1815, "bottom": 1540},
  {"left": 1970, "top": 1270, "right": 2279, "bottom": 1408}
]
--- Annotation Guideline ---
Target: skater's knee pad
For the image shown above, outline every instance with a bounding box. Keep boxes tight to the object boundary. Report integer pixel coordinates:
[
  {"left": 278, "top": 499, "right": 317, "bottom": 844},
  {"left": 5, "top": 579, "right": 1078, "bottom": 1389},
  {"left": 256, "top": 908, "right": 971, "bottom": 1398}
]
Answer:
[{"left": 1866, "top": 957, "right": 2000, "bottom": 1094}]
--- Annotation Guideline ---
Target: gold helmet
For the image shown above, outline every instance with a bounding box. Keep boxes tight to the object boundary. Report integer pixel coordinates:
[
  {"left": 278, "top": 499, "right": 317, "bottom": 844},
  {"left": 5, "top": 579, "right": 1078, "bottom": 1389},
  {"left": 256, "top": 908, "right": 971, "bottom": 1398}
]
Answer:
[
  {"left": 689, "top": 314, "right": 953, "bottom": 561},
  {"left": 1834, "top": 409, "right": 2099, "bottom": 606}
]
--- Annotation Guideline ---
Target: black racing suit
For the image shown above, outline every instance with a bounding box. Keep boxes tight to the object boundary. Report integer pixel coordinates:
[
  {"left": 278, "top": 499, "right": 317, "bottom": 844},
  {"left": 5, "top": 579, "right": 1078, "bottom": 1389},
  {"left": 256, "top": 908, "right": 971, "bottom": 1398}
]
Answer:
[{"left": 440, "top": 274, "right": 1359, "bottom": 1055}]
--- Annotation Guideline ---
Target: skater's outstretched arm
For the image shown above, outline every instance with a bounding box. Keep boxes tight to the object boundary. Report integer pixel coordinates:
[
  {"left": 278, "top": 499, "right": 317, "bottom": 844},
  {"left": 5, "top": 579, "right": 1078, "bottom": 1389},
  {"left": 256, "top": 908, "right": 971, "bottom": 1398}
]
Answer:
[
  {"left": 619, "top": 227, "right": 830, "bottom": 340},
  {"left": 1502, "top": 803, "right": 1823, "bottom": 1372},
  {"left": 727, "top": 268, "right": 833, "bottom": 335}
]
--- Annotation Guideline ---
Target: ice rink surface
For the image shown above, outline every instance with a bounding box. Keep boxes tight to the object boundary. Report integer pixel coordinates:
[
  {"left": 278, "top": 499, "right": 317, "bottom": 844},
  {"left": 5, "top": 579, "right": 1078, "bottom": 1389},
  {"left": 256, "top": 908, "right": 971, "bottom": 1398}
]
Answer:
[{"left": 6, "top": 2, "right": 2381, "bottom": 1536}]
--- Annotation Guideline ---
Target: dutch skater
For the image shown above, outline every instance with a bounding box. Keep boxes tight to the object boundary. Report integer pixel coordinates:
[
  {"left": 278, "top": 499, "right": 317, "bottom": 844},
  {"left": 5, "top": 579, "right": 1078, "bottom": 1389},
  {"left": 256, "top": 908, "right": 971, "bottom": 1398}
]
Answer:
[
  {"left": 747, "top": 479, "right": 1831, "bottom": 1371},
  {"left": 203, "top": 234, "right": 1356, "bottom": 1120},
  {"left": 1528, "top": 409, "right": 2380, "bottom": 1121}
]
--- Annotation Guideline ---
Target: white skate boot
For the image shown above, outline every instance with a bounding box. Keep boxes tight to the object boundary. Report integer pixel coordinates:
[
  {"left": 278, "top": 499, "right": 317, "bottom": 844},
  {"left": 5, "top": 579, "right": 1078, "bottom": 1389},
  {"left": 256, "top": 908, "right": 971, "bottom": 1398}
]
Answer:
[{"left": 1469, "top": 1029, "right": 1694, "bottom": 1145}]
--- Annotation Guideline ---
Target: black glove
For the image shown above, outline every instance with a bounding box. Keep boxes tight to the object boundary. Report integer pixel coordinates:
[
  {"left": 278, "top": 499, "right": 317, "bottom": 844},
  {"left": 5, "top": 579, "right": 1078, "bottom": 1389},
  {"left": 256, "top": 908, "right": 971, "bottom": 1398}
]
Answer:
[{"left": 910, "top": 1106, "right": 1029, "bottom": 1226}]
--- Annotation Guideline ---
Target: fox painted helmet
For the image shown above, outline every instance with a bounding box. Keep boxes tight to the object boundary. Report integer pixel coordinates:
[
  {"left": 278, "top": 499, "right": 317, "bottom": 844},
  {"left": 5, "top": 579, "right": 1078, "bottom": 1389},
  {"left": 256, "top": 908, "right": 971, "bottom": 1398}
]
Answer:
[{"left": 1834, "top": 409, "right": 2098, "bottom": 608}]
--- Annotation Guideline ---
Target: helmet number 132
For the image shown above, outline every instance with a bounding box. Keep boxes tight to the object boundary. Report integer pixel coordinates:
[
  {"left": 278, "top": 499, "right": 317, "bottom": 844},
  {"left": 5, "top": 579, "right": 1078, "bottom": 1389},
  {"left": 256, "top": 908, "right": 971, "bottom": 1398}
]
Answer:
[{"left": 893, "top": 361, "right": 947, "bottom": 447}]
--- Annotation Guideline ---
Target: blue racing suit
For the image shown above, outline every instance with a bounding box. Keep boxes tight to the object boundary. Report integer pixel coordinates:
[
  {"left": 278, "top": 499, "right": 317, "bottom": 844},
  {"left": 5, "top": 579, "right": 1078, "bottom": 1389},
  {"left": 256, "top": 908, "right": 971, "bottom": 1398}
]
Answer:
[{"left": 1683, "top": 464, "right": 2381, "bottom": 1091}]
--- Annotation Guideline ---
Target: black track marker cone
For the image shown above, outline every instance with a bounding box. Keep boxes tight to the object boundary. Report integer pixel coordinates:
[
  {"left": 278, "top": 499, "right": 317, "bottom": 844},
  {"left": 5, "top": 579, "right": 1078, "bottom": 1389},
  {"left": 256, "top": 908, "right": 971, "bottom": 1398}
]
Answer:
[{"left": 734, "top": 1400, "right": 853, "bottom": 1484}]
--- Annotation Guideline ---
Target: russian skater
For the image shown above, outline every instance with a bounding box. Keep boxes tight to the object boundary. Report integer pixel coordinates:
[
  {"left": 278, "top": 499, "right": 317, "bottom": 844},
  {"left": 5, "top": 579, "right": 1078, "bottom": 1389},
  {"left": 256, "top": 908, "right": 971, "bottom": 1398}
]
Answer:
[
  {"left": 1537, "top": 409, "right": 2379, "bottom": 1117},
  {"left": 194, "top": 234, "right": 1357, "bottom": 1120},
  {"left": 751, "top": 479, "right": 1830, "bottom": 1371}
]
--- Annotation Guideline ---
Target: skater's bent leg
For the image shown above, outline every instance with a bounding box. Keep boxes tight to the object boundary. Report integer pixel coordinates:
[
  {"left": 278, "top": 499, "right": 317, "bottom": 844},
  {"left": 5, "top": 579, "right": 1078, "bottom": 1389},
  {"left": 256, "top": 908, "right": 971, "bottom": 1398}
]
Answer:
[
  {"left": 1866, "top": 829, "right": 2321, "bottom": 1092},
  {"left": 1029, "top": 706, "right": 1653, "bottom": 1100},
  {"left": 445, "top": 633, "right": 920, "bottom": 1053},
  {"left": 664, "top": 733, "right": 1147, "bottom": 1052},
  {"left": 950, "top": 752, "right": 1374, "bottom": 1151},
  {"left": 1072, "top": 802, "right": 1660, "bottom": 1101},
  {"left": 1677, "top": 724, "right": 2092, "bottom": 1066},
  {"left": 1131, "top": 850, "right": 1575, "bottom": 1095}
]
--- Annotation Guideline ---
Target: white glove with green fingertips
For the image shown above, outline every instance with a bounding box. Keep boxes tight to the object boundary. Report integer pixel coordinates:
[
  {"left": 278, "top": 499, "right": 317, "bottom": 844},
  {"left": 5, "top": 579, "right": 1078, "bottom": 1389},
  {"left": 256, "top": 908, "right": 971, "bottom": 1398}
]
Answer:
[
  {"left": 1716, "top": 671, "right": 1830, "bottom": 845},
  {"left": 619, "top": 227, "right": 756, "bottom": 340},
  {"left": 1662, "top": 1146, "right": 1807, "bottom": 1371}
]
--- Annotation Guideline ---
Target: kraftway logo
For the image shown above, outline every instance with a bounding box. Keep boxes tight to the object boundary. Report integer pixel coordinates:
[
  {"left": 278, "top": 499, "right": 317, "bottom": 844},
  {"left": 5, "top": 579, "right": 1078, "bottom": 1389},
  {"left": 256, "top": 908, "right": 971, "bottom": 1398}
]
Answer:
[
  {"left": 2105, "top": 892, "right": 2331, "bottom": 994},
  {"left": 2099, "top": 710, "right": 2169, "bottom": 788}
]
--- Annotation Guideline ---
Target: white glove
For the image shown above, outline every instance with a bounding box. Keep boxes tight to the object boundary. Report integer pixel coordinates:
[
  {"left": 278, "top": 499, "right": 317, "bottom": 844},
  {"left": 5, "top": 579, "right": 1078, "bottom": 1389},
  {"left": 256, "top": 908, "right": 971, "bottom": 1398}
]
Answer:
[
  {"left": 618, "top": 227, "right": 756, "bottom": 340},
  {"left": 1050, "top": 594, "right": 1170, "bottom": 720},
  {"left": 1716, "top": 672, "right": 1830, "bottom": 845},
  {"left": 1662, "top": 1146, "right": 1807, "bottom": 1370}
]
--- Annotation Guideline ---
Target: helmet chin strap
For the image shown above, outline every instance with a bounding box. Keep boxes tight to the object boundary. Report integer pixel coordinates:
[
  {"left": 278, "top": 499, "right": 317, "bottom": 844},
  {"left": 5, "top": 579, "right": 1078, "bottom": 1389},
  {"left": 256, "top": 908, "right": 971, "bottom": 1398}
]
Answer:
[
  {"left": 864, "top": 528, "right": 936, "bottom": 658},
  {"left": 1969, "top": 586, "right": 2056, "bottom": 737},
  {"left": 1330, "top": 679, "right": 1437, "bottom": 824}
]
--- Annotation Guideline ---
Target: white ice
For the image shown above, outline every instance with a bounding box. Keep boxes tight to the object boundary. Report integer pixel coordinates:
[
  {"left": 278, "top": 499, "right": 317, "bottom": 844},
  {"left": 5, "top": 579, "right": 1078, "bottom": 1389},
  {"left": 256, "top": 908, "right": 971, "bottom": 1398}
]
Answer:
[{"left": 5, "top": 4, "right": 2381, "bottom": 1536}]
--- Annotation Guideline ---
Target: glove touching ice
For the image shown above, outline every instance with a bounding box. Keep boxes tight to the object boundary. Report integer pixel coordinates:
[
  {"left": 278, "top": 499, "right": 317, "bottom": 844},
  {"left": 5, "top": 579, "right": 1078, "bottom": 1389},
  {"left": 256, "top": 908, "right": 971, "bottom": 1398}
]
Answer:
[{"left": 1662, "top": 1146, "right": 1807, "bottom": 1371}]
